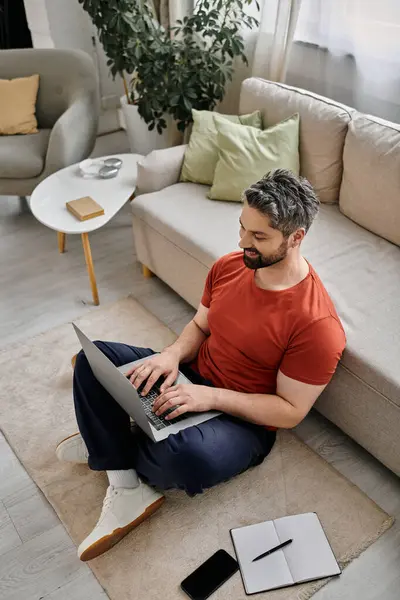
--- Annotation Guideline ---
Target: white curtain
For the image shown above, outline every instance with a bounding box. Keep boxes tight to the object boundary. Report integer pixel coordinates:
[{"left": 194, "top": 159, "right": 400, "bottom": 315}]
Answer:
[
  {"left": 218, "top": 0, "right": 301, "bottom": 113},
  {"left": 252, "top": 0, "right": 302, "bottom": 82},
  {"left": 152, "top": 0, "right": 193, "bottom": 29},
  {"left": 251, "top": 0, "right": 400, "bottom": 121},
  {"left": 292, "top": 0, "right": 400, "bottom": 120}
]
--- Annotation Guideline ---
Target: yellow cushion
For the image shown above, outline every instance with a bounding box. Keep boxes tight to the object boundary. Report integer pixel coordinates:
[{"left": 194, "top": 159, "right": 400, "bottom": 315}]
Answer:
[{"left": 0, "top": 74, "right": 40, "bottom": 135}]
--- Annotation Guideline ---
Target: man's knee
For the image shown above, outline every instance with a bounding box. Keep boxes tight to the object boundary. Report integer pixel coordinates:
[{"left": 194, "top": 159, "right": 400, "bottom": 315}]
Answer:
[
  {"left": 74, "top": 341, "right": 105, "bottom": 375},
  {"left": 171, "top": 434, "right": 220, "bottom": 484},
  {"left": 74, "top": 348, "right": 89, "bottom": 373},
  {"left": 93, "top": 340, "right": 107, "bottom": 352}
]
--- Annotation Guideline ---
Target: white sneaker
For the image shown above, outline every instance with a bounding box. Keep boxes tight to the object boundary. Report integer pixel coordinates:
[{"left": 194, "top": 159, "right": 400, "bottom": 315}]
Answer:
[
  {"left": 78, "top": 482, "right": 165, "bottom": 561},
  {"left": 56, "top": 432, "right": 88, "bottom": 464}
]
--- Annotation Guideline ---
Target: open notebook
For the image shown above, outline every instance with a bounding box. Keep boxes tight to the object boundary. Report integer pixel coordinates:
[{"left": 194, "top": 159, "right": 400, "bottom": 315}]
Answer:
[{"left": 230, "top": 512, "right": 341, "bottom": 594}]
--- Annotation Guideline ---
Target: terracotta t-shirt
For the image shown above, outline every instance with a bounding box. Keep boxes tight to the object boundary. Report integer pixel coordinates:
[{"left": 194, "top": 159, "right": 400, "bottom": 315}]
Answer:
[{"left": 191, "top": 252, "right": 346, "bottom": 398}]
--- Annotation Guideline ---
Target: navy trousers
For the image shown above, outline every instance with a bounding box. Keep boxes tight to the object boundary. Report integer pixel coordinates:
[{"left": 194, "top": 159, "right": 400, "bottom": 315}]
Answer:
[{"left": 73, "top": 341, "right": 276, "bottom": 496}]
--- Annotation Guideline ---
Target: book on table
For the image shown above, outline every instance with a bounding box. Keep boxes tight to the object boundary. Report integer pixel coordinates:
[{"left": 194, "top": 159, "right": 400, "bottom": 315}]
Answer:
[
  {"left": 66, "top": 196, "right": 104, "bottom": 221},
  {"left": 230, "top": 512, "right": 341, "bottom": 594}
]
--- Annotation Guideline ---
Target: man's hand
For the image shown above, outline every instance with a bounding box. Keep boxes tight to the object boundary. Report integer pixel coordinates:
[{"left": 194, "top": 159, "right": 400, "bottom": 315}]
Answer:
[
  {"left": 125, "top": 349, "right": 180, "bottom": 395},
  {"left": 152, "top": 384, "right": 215, "bottom": 420}
]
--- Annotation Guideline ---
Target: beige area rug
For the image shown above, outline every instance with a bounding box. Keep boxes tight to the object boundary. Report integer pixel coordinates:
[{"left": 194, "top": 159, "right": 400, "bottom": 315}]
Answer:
[{"left": 0, "top": 297, "right": 394, "bottom": 600}]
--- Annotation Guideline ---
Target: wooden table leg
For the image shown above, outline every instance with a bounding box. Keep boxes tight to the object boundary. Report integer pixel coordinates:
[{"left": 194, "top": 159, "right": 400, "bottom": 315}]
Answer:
[
  {"left": 142, "top": 264, "right": 154, "bottom": 278},
  {"left": 81, "top": 232, "right": 99, "bottom": 305},
  {"left": 58, "top": 232, "right": 66, "bottom": 253}
]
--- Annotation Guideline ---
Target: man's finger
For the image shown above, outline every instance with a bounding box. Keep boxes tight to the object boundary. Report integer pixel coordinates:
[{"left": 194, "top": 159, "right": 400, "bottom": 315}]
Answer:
[
  {"left": 157, "top": 385, "right": 178, "bottom": 400},
  {"left": 156, "top": 396, "right": 181, "bottom": 416},
  {"left": 152, "top": 387, "right": 178, "bottom": 412},
  {"left": 125, "top": 363, "right": 140, "bottom": 377},
  {"left": 153, "top": 391, "right": 179, "bottom": 414},
  {"left": 129, "top": 369, "right": 144, "bottom": 386},
  {"left": 130, "top": 364, "right": 152, "bottom": 388},
  {"left": 131, "top": 374, "right": 146, "bottom": 390},
  {"left": 128, "top": 368, "right": 141, "bottom": 384},
  {"left": 165, "top": 404, "right": 188, "bottom": 420},
  {"left": 141, "top": 368, "right": 162, "bottom": 396},
  {"left": 159, "top": 372, "right": 178, "bottom": 394}
]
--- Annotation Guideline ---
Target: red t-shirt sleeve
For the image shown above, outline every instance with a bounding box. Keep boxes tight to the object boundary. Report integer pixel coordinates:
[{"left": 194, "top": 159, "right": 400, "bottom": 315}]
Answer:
[
  {"left": 201, "top": 261, "right": 220, "bottom": 308},
  {"left": 279, "top": 317, "right": 346, "bottom": 386}
]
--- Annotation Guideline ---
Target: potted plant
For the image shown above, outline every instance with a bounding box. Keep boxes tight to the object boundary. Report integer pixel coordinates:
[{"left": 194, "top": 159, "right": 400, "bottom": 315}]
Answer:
[{"left": 79, "top": 0, "right": 259, "bottom": 154}]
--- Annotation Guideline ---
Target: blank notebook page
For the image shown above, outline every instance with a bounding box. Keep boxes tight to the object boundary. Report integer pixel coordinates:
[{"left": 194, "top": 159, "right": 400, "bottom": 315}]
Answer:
[
  {"left": 274, "top": 513, "right": 341, "bottom": 583},
  {"left": 231, "top": 520, "right": 294, "bottom": 593}
]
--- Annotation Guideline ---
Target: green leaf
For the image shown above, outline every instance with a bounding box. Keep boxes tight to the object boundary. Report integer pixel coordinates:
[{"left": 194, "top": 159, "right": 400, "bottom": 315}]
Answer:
[{"left": 182, "top": 96, "right": 192, "bottom": 112}]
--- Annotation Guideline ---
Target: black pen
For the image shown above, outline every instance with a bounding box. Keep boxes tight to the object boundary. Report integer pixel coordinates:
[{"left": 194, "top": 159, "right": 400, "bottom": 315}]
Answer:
[{"left": 252, "top": 538, "right": 293, "bottom": 562}]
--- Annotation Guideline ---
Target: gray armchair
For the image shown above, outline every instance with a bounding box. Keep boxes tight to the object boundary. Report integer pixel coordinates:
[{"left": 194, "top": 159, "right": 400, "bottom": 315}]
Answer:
[{"left": 0, "top": 48, "right": 99, "bottom": 197}]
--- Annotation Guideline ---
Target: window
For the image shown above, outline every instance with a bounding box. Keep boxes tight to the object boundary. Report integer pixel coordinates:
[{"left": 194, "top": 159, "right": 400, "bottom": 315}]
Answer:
[{"left": 295, "top": 0, "right": 400, "bottom": 60}]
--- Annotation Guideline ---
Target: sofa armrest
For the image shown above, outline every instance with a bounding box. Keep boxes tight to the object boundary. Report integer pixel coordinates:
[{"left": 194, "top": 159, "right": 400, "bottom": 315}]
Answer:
[
  {"left": 44, "top": 91, "right": 99, "bottom": 176},
  {"left": 136, "top": 144, "right": 188, "bottom": 195}
]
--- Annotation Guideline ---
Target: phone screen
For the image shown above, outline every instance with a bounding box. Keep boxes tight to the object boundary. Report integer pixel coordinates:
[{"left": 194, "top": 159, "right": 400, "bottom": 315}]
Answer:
[{"left": 181, "top": 549, "right": 239, "bottom": 600}]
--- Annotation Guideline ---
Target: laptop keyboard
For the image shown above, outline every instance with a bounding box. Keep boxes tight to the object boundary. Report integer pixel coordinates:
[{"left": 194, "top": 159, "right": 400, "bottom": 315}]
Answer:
[{"left": 136, "top": 378, "right": 189, "bottom": 431}]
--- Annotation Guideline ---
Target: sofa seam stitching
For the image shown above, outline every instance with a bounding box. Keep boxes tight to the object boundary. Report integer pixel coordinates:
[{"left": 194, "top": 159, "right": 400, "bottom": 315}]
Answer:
[
  {"left": 249, "top": 78, "right": 353, "bottom": 119},
  {"left": 349, "top": 114, "right": 400, "bottom": 134},
  {"left": 337, "top": 362, "right": 399, "bottom": 410}
]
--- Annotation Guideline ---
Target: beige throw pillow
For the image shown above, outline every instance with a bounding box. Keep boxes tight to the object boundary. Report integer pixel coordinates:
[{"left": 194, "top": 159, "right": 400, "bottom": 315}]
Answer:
[{"left": 0, "top": 74, "right": 40, "bottom": 135}]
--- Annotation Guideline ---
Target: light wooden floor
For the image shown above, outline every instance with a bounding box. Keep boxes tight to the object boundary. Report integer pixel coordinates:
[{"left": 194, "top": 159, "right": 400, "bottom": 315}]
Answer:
[{"left": 1, "top": 133, "right": 399, "bottom": 599}]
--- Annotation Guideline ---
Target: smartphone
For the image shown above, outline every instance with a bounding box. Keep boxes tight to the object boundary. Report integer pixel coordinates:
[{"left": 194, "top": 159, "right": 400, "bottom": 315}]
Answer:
[{"left": 181, "top": 549, "right": 239, "bottom": 600}]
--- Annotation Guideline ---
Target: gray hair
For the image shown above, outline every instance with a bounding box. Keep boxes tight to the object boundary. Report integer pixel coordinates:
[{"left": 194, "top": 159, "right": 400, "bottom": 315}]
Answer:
[{"left": 243, "top": 169, "right": 320, "bottom": 237}]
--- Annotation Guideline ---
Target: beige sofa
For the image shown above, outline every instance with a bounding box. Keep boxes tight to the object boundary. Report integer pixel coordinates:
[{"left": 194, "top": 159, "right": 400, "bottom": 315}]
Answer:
[{"left": 131, "top": 78, "right": 400, "bottom": 477}]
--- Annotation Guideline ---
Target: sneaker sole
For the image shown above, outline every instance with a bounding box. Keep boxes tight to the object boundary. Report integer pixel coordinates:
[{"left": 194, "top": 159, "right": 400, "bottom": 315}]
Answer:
[
  {"left": 56, "top": 432, "right": 80, "bottom": 449},
  {"left": 79, "top": 495, "right": 165, "bottom": 562},
  {"left": 56, "top": 432, "right": 87, "bottom": 463}
]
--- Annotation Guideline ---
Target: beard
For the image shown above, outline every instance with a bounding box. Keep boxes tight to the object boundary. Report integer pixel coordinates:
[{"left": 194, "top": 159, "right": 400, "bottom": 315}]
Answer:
[{"left": 243, "top": 238, "right": 289, "bottom": 270}]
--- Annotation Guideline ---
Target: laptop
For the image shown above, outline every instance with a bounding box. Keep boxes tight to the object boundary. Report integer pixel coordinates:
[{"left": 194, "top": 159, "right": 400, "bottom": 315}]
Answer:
[{"left": 72, "top": 324, "right": 221, "bottom": 442}]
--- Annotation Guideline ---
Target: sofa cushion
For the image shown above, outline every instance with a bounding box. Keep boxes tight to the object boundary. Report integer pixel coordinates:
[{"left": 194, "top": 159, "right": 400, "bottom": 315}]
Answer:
[
  {"left": 302, "top": 204, "right": 400, "bottom": 407},
  {"left": 239, "top": 78, "right": 352, "bottom": 204},
  {"left": 209, "top": 114, "right": 299, "bottom": 202},
  {"left": 133, "top": 184, "right": 400, "bottom": 409},
  {"left": 0, "top": 74, "right": 39, "bottom": 135},
  {"left": 0, "top": 129, "right": 51, "bottom": 178},
  {"left": 132, "top": 183, "right": 240, "bottom": 268},
  {"left": 339, "top": 113, "right": 400, "bottom": 247},
  {"left": 180, "top": 109, "right": 262, "bottom": 186}
]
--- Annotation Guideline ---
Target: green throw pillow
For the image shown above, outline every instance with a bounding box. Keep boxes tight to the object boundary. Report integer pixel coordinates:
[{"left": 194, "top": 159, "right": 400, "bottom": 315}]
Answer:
[
  {"left": 209, "top": 113, "right": 300, "bottom": 203},
  {"left": 180, "top": 109, "right": 262, "bottom": 186}
]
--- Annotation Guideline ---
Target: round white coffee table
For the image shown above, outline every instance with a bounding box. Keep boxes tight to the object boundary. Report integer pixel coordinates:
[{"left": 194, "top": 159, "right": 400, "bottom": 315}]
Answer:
[{"left": 30, "top": 153, "right": 143, "bottom": 305}]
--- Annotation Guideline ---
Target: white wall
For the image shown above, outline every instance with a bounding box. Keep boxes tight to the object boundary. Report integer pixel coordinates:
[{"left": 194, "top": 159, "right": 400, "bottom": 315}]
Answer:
[{"left": 23, "top": 0, "right": 53, "bottom": 48}]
